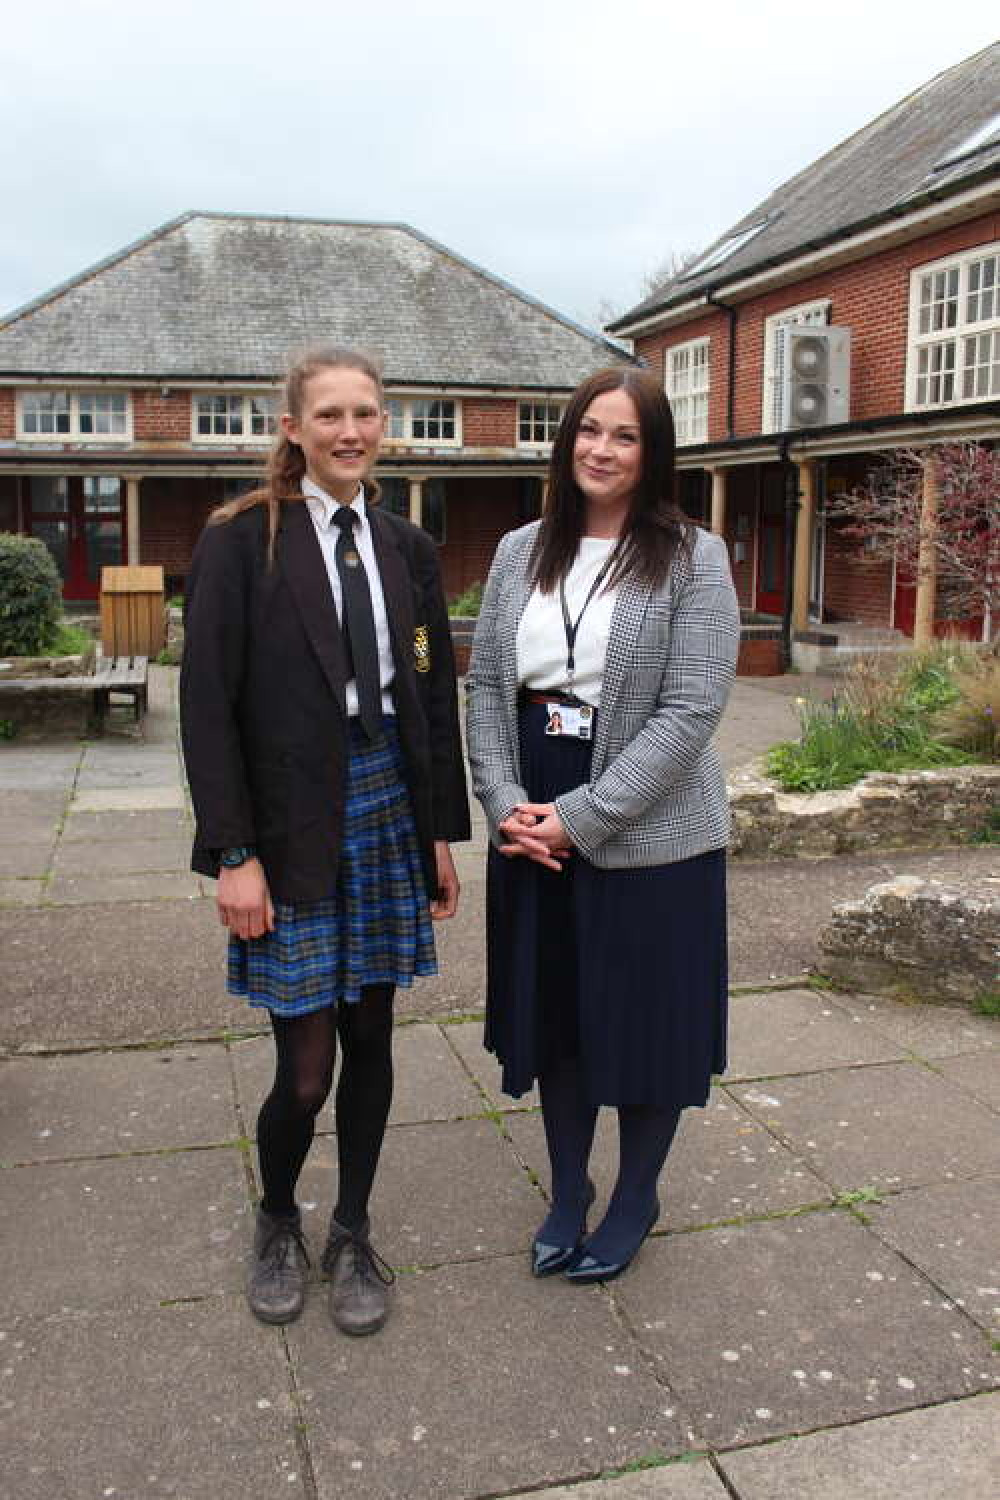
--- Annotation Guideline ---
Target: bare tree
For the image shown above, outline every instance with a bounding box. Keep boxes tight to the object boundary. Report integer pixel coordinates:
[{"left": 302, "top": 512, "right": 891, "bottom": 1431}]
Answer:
[{"left": 826, "top": 443, "right": 1000, "bottom": 637}]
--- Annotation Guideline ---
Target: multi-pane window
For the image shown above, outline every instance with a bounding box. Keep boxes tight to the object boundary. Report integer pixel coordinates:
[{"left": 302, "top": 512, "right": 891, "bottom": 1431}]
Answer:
[
  {"left": 19, "top": 389, "right": 130, "bottom": 439},
  {"left": 383, "top": 398, "right": 460, "bottom": 445},
  {"left": 666, "top": 340, "right": 710, "bottom": 445},
  {"left": 762, "top": 301, "right": 830, "bottom": 432},
  {"left": 517, "top": 401, "right": 563, "bottom": 445},
  {"left": 909, "top": 244, "right": 1000, "bottom": 408},
  {"left": 194, "top": 392, "right": 278, "bottom": 440}
]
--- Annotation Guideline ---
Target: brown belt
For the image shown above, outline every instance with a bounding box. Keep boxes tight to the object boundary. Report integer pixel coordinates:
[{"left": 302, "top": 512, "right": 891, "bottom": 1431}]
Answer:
[{"left": 520, "top": 689, "right": 584, "bottom": 707}]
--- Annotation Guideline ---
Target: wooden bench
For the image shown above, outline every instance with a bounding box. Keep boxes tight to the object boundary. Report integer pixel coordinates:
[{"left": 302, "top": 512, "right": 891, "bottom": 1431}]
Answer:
[
  {"left": 91, "top": 655, "right": 149, "bottom": 729},
  {"left": 0, "top": 655, "right": 149, "bottom": 737}
]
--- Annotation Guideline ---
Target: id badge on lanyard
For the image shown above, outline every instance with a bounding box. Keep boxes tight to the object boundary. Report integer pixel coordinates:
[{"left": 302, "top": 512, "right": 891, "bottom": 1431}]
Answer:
[
  {"left": 544, "top": 701, "right": 594, "bottom": 740},
  {"left": 550, "top": 550, "right": 615, "bottom": 740}
]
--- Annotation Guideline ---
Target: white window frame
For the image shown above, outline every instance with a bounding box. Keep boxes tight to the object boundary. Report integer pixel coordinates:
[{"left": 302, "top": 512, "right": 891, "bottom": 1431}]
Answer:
[
  {"left": 18, "top": 388, "right": 132, "bottom": 442},
  {"left": 761, "top": 300, "right": 831, "bottom": 433},
  {"left": 383, "top": 397, "right": 461, "bottom": 447},
  {"left": 192, "top": 391, "right": 279, "bottom": 443},
  {"left": 905, "top": 241, "right": 1000, "bottom": 411},
  {"left": 516, "top": 400, "right": 564, "bottom": 448},
  {"left": 665, "top": 338, "right": 710, "bottom": 446}
]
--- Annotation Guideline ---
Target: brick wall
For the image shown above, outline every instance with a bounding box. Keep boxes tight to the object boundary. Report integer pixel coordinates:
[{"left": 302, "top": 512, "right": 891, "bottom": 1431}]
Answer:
[
  {"left": 437, "top": 475, "right": 529, "bottom": 599},
  {"left": 133, "top": 390, "right": 192, "bottom": 441},
  {"left": 461, "top": 399, "right": 517, "bottom": 448},
  {"left": 140, "top": 476, "right": 220, "bottom": 584},
  {"left": 634, "top": 210, "right": 1000, "bottom": 441},
  {"left": 822, "top": 521, "right": 893, "bottom": 627},
  {"left": 0, "top": 389, "right": 15, "bottom": 441}
]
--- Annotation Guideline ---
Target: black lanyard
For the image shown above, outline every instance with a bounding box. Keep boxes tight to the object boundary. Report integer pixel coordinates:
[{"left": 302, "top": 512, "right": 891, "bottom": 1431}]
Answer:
[{"left": 558, "top": 551, "right": 616, "bottom": 697}]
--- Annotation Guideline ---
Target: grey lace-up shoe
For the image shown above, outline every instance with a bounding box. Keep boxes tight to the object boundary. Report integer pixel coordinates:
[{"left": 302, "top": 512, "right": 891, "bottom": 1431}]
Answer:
[
  {"left": 246, "top": 1207, "right": 310, "bottom": 1324},
  {"left": 322, "top": 1215, "right": 395, "bottom": 1336}
]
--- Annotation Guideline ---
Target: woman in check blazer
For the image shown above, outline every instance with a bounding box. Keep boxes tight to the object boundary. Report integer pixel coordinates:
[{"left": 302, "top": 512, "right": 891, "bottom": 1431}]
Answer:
[
  {"left": 466, "top": 366, "right": 739, "bottom": 1284},
  {"left": 181, "top": 346, "right": 469, "bottom": 1335}
]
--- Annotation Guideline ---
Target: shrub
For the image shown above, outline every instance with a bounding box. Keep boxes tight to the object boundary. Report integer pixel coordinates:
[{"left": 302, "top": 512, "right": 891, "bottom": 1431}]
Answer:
[
  {"left": 448, "top": 580, "right": 483, "bottom": 617},
  {"left": 766, "top": 646, "right": 975, "bottom": 791},
  {"left": 931, "top": 650, "right": 1000, "bottom": 762},
  {"left": 0, "top": 535, "right": 63, "bottom": 656}
]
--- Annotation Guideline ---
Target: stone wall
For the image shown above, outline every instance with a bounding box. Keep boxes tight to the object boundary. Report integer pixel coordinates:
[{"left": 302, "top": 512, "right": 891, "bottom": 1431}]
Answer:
[
  {"left": 729, "top": 763, "right": 1000, "bottom": 858},
  {"left": 819, "top": 875, "right": 999, "bottom": 1005}
]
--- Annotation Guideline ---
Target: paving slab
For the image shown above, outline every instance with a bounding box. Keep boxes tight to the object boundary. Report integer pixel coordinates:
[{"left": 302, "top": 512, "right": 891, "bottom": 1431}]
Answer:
[
  {"left": 0, "top": 787, "right": 70, "bottom": 814},
  {"left": 0, "top": 1044, "right": 237, "bottom": 1162},
  {"left": 500, "top": 1465, "right": 728, "bottom": 1500},
  {"left": 230, "top": 1022, "right": 486, "bottom": 1135},
  {"left": 290, "top": 1118, "right": 544, "bottom": 1267},
  {"left": 615, "top": 1210, "right": 998, "bottom": 1448},
  {"left": 72, "top": 785, "right": 187, "bottom": 811},
  {"left": 442, "top": 1018, "right": 540, "bottom": 1109},
  {"left": 868, "top": 1177, "right": 1000, "bottom": 1334},
  {"left": 718, "top": 1392, "right": 1000, "bottom": 1500},
  {"left": 506, "top": 1091, "right": 832, "bottom": 1233},
  {"left": 831, "top": 990, "right": 999, "bottom": 1059},
  {"left": 61, "top": 806, "right": 192, "bottom": 842},
  {"left": 0, "top": 876, "right": 44, "bottom": 906},
  {"left": 729, "top": 1061, "right": 1000, "bottom": 1192},
  {"left": 0, "top": 1300, "right": 305, "bottom": 1500},
  {"left": 726, "top": 988, "right": 908, "bottom": 1079},
  {"left": 0, "top": 810, "right": 64, "bottom": 843},
  {"left": 45, "top": 869, "right": 205, "bottom": 903},
  {"left": 50, "top": 835, "right": 193, "bottom": 875},
  {"left": 0, "top": 840, "right": 55, "bottom": 877},
  {"left": 396, "top": 873, "right": 488, "bottom": 1019},
  {"left": 0, "top": 752, "right": 80, "bottom": 791},
  {"left": 0, "top": 900, "right": 233, "bottom": 1049},
  {"left": 3, "top": 1147, "right": 248, "bottom": 1315},
  {"left": 932, "top": 1050, "right": 1000, "bottom": 1110},
  {"left": 287, "top": 1255, "right": 690, "bottom": 1500}
]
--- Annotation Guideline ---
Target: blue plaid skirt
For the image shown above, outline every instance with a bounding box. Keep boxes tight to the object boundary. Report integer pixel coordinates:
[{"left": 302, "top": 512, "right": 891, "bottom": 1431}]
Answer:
[{"left": 228, "top": 717, "right": 437, "bottom": 1015}]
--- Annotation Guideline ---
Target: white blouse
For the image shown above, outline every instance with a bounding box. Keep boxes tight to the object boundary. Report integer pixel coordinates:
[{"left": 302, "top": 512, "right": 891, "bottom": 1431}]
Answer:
[{"left": 516, "top": 537, "right": 618, "bottom": 708}]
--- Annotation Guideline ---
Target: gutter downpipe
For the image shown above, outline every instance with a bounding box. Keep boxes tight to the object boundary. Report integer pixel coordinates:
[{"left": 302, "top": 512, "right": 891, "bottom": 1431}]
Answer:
[
  {"left": 705, "top": 293, "right": 737, "bottom": 439},
  {"left": 779, "top": 434, "right": 799, "bottom": 672}
]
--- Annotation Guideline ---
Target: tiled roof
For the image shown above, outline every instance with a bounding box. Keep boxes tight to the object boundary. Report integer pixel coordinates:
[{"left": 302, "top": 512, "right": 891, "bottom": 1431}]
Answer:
[
  {"left": 0, "top": 214, "right": 628, "bottom": 386},
  {"left": 613, "top": 42, "right": 1000, "bottom": 330}
]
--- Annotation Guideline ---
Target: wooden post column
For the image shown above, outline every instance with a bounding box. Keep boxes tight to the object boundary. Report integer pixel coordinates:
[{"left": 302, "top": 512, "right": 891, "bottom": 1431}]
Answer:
[
  {"left": 792, "top": 459, "right": 817, "bottom": 633},
  {"left": 408, "top": 477, "right": 423, "bottom": 527},
  {"left": 913, "top": 456, "right": 940, "bottom": 646},
  {"left": 709, "top": 467, "right": 727, "bottom": 536},
  {"left": 125, "top": 476, "right": 141, "bottom": 565}
]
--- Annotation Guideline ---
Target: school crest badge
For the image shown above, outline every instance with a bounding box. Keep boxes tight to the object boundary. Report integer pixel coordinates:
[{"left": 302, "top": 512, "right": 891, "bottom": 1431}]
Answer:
[{"left": 414, "top": 624, "right": 431, "bottom": 673}]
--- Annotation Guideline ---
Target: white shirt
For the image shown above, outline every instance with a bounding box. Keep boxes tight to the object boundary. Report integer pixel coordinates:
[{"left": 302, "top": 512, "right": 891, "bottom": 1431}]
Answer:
[
  {"left": 302, "top": 478, "right": 395, "bottom": 716},
  {"left": 516, "top": 537, "right": 618, "bottom": 707}
]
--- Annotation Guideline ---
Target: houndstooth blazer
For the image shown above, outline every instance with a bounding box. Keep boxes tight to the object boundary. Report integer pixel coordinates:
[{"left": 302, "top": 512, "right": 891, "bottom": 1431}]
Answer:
[{"left": 465, "top": 520, "right": 740, "bottom": 868}]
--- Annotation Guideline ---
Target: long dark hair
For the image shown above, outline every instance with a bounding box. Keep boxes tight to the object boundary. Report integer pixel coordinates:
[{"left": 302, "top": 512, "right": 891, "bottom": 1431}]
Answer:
[
  {"left": 530, "top": 366, "right": 690, "bottom": 592},
  {"left": 208, "top": 345, "right": 384, "bottom": 557}
]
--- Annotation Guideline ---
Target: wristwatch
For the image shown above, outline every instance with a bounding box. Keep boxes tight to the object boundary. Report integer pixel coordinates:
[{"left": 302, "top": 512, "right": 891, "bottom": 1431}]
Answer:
[{"left": 218, "top": 845, "right": 257, "bottom": 868}]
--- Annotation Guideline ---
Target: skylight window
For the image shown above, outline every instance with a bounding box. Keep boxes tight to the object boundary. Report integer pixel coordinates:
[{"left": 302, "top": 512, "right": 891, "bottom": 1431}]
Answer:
[{"left": 677, "top": 219, "right": 772, "bottom": 281}]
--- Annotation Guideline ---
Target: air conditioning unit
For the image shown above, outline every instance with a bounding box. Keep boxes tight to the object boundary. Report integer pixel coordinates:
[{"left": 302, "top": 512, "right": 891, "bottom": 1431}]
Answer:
[{"left": 775, "top": 324, "right": 851, "bottom": 430}]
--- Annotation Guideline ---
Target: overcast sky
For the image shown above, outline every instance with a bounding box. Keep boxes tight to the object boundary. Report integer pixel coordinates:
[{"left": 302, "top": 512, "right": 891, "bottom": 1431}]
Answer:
[{"left": 2, "top": 2, "right": 996, "bottom": 333}]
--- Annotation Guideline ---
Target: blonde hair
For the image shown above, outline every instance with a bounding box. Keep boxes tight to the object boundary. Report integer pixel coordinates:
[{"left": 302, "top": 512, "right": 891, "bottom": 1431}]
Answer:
[{"left": 209, "top": 345, "right": 385, "bottom": 557}]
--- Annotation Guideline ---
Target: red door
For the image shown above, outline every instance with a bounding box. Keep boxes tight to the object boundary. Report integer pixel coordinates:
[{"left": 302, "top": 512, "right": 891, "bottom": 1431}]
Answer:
[
  {"left": 756, "top": 470, "right": 786, "bottom": 615},
  {"left": 25, "top": 476, "right": 125, "bottom": 601}
]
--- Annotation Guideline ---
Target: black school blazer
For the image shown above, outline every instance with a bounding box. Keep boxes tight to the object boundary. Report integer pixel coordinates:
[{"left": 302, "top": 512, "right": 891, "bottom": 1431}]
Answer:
[{"left": 180, "top": 496, "right": 470, "bottom": 904}]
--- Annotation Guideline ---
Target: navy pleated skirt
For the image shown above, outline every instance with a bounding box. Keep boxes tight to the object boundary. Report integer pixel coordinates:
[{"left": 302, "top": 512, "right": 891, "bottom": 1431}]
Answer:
[
  {"left": 228, "top": 717, "right": 436, "bottom": 1016},
  {"left": 485, "top": 700, "right": 728, "bottom": 1109}
]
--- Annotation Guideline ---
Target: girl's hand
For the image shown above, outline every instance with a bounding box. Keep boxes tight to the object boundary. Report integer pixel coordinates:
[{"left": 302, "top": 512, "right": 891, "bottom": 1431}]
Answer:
[
  {"left": 217, "top": 858, "right": 275, "bottom": 939},
  {"left": 430, "top": 840, "right": 460, "bottom": 919}
]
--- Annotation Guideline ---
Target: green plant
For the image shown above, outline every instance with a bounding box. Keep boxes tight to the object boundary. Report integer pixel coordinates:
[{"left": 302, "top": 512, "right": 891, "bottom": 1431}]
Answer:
[
  {"left": 0, "top": 718, "right": 16, "bottom": 740},
  {"left": 0, "top": 535, "right": 62, "bottom": 656},
  {"left": 973, "top": 990, "right": 1000, "bottom": 1018},
  {"left": 448, "top": 580, "right": 483, "bottom": 617},
  {"left": 766, "top": 647, "right": 977, "bottom": 791},
  {"left": 930, "top": 651, "right": 1000, "bottom": 762},
  {"left": 46, "top": 621, "right": 94, "bottom": 656},
  {"left": 971, "top": 808, "right": 1000, "bottom": 845}
]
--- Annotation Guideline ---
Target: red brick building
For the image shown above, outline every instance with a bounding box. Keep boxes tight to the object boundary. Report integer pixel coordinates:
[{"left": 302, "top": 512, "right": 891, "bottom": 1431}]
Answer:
[
  {"left": 609, "top": 43, "right": 1000, "bottom": 651},
  {"left": 0, "top": 214, "right": 626, "bottom": 602}
]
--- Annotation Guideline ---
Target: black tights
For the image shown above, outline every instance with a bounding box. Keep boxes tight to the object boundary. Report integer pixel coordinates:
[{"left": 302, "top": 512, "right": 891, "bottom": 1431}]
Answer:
[{"left": 257, "top": 984, "right": 394, "bottom": 1228}]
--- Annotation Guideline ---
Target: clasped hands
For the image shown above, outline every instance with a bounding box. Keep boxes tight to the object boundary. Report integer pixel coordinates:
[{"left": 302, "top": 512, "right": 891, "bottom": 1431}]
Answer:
[{"left": 498, "top": 802, "right": 571, "bottom": 871}]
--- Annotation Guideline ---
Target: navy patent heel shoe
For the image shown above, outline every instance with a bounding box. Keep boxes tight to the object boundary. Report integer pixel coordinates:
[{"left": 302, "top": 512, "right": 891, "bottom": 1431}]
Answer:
[
  {"left": 530, "top": 1178, "right": 597, "bottom": 1278},
  {"left": 564, "top": 1200, "right": 660, "bottom": 1284}
]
